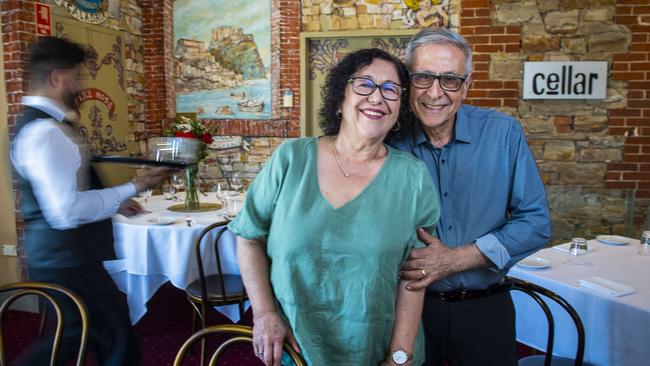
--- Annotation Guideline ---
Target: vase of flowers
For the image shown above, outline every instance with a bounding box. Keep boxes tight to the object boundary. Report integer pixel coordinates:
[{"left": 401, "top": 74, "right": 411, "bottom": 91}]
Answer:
[{"left": 164, "top": 115, "right": 216, "bottom": 211}]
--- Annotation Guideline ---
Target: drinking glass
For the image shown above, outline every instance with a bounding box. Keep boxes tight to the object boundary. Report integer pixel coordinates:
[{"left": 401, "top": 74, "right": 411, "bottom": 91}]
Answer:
[
  {"left": 565, "top": 237, "right": 591, "bottom": 265},
  {"left": 569, "top": 237, "right": 588, "bottom": 255},
  {"left": 226, "top": 195, "right": 242, "bottom": 219},
  {"left": 639, "top": 231, "right": 650, "bottom": 256},
  {"left": 230, "top": 172, "right": 243, "bottom": 192}
]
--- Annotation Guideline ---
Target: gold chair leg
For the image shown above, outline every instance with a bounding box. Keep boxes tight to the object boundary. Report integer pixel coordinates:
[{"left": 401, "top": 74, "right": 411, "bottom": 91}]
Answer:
[
  {"left": 199, "top": 303, "right": 207, "bottom": 366},
  {"left": 38, "top": 300, "right": 48, "bottom": 338}
]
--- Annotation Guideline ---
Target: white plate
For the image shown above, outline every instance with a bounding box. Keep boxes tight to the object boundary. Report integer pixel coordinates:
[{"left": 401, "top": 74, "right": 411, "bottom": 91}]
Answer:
[
  {"left": 596, "top": 235, "right": 629, "bottom": 246},
  {"left": 517, "top": 256, "right": 551, "bottom": 269},
  {"left": 147, "top": 217, "right": 176, "bottom": 225}
]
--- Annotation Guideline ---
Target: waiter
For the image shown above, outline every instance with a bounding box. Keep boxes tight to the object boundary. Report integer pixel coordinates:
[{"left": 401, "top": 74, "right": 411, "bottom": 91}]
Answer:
[{"left": 11, "top": 36, "right": 168, "bottom": 365}]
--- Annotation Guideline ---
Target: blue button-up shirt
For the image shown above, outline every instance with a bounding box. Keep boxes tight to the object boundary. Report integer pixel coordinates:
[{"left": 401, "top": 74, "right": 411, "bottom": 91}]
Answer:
[{"left": 390, "top": 104, "right": 551, "bottom": 291}]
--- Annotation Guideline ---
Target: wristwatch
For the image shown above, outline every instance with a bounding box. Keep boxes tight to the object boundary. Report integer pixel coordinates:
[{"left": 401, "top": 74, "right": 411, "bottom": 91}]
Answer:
[{"left": 391, "top": 349, "right": 412, "bottom": 365}]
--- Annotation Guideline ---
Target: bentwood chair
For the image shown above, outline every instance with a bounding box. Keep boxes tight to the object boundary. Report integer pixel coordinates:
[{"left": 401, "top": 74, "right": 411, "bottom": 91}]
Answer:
[
  {"left": 184, "top": 220, "right": 248, "bottom": 364},
  {"left": 0, "top": 282, "right": 89, "bottom": 366},
  {"left": 508, "top": 276, "right": 594, "bottom": 366},
  {"left": 173, "top": 324, "right": 307, "bottom": 366}
]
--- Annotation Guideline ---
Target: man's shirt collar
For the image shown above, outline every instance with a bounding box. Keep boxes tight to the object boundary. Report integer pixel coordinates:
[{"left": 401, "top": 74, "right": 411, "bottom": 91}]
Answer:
[{"left": 21, "top": 95, "right": 66, "bottom": 122}]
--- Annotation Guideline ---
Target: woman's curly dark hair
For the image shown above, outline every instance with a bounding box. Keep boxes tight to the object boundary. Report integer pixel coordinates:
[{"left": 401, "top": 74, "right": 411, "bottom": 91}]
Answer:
[{"left": 318, "top": 48, "right": 411, "bottom": 136}]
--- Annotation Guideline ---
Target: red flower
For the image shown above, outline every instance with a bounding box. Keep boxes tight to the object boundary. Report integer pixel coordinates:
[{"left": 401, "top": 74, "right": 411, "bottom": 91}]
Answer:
[
  {"left": 175, "top": 131, "right": 196, "bottom": 138},
  {"left": 201, "top": 133, "right": 213, "bottom": 144}
]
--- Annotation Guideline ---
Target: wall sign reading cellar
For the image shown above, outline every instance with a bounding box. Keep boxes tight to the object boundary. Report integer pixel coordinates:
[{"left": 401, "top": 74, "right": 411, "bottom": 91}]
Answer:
[{"left": 523, "top": 61, "right": 607, "bottom": 100}]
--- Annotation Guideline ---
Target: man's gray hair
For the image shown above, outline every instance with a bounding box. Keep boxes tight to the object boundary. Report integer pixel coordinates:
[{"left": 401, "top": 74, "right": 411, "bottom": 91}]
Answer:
[{"left": 405, "top": 28, "right": 473, "bottom": 75}]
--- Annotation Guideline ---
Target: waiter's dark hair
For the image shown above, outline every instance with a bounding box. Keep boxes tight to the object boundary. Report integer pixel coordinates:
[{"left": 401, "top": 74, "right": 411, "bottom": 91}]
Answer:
[{"left": 28, "top": 36, "right": 86, "bottom": 86}]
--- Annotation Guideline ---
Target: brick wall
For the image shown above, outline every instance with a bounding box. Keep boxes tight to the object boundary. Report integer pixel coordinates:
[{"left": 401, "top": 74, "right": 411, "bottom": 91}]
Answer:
[
  {"left": 609, "top": 1, "right": 650, "bottom": 226},
  {"left": 142, "top": 0, "right": 174, "bottom": 137},
  {"left": 459, "top": 0, "right": 520, "bottom": 110},
  {"left": 2, "top": 1, "right": 35, "bottom": 129}
]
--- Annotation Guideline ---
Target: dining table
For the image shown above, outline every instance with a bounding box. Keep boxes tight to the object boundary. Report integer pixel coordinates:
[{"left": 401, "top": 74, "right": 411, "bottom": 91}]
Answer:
[
  {"left": 508, "top": 236, "right": 650, "bottom": 366},
  {"left": 103, "top": 193, "right": 248, "bottom": 325}
]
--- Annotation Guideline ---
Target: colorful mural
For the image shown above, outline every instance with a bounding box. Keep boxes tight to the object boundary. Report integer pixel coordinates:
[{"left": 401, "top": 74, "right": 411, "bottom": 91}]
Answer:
[{"left": 174, "top": 0, "right": 271, "bottom": 120}]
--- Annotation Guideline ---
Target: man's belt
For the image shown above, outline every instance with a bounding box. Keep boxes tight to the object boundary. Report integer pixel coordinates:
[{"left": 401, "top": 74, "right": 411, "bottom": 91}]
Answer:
[{"left": 426, "top": 279, "right": 513, "bottom": 302}]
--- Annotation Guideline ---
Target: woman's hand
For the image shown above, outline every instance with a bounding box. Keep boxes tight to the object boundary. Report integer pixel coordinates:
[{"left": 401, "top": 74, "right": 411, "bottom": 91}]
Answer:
[{"left": 253, "top": 311, "right": 301, "bottom": 366}]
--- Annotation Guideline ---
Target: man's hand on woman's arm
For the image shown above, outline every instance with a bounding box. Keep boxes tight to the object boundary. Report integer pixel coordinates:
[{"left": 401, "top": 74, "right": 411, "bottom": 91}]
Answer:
[{"left": 400, "top": 228, "right": 491, "bottom": 291}]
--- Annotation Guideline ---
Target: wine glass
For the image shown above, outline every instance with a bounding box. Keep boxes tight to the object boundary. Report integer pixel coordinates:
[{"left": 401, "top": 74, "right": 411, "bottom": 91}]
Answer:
[
  {"left": 213, "top": 182, "right": 227, "bottom": 204},
  {"left": 230, "top": 172, "right": 243, "bottom": 192},
  {"left": 139, "top": 189, "right": 153, "bottom": 204},
  {"left": 171, "top": 174, "right": 185, "bottom": 200}
]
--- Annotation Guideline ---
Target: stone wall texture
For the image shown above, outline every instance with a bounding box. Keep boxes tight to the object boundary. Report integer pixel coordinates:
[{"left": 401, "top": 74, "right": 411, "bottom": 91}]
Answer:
[{"left": 469, "top": 0, "right": 650, "bottom": 241}]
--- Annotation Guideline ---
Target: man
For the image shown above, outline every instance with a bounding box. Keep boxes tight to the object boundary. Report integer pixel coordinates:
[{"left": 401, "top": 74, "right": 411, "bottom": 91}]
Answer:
[
  {"left": 11, "top": 36, "right": 169, "bottom": 365},
  {"left": 391, "top": 28, "right": 551, "bottom": 365}
]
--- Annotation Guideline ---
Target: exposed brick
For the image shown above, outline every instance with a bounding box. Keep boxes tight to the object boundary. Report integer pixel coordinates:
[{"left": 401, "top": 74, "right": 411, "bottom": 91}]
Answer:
[
  {"left": 608, "top": 162, "right": 640, "bottom": 171},
  {"left": 622, "top": 172, "right": 650, "bottom": 180}
]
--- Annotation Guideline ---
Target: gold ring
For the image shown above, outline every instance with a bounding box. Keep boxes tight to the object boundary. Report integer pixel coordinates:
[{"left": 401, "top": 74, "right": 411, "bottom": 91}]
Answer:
[{"left": 421, "top": 269, "right": 427, "bottom": 278}]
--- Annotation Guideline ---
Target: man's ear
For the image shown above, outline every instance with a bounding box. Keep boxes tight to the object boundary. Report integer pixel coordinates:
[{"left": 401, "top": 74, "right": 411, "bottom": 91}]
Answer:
[
  {"left": 461, "top": 72, "right": 473, "bottom": 100},
  {"left": 48, "top": 69, "right": 63, "bottom": 89}
]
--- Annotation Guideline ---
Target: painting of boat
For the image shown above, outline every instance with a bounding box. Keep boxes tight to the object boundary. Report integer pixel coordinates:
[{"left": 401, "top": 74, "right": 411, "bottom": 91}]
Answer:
[
  {"left": 216, "top": 105, "right": 234, "bottom": 115},
  {"left": 230, "top": 91, "right": 246, "bottom": 100},
  {"left": 238, "top": 98, "right": 264, "bottom": 113}
]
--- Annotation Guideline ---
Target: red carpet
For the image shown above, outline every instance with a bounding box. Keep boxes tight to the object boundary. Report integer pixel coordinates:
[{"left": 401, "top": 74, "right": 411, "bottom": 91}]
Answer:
[
  {"left": 3, "top": 283, "right": 262, "bottom": 365},
  {"left": 3, "top": 283, "right": 539, "bottom": 365}
]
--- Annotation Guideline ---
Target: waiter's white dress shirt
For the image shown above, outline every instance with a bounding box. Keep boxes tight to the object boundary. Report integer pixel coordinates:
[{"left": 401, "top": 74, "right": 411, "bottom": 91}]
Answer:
[{"left": 11, "top": 96, "right": 135, "bottom": 230}]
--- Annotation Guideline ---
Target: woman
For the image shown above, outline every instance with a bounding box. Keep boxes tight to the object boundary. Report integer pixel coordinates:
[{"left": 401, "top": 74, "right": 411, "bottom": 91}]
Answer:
[{"left": 229, "top": 48, "right": 440, "bottom": 365}]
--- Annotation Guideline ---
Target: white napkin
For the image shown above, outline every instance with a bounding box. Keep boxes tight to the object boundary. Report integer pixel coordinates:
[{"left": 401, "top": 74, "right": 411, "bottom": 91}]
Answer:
[
  {"left": 553, "top": 243, "right": 596, "bottom": 254},
  {"left": 578, "top": 277, "right": 635, "bottom": 297}
]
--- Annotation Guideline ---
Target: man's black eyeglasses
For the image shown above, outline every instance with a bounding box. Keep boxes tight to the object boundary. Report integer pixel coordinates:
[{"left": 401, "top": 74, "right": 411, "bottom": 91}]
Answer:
[
  {"left": 410, "top": 72, "right": 467, "bottom": 92},
  {"left": 347, "top": 77, "right": 403, "bottom": 101}
]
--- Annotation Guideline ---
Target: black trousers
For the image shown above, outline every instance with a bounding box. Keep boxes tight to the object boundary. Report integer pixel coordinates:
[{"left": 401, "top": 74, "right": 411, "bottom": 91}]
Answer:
[
  {"left": 17, "top": 264, "right": 139, "bottom": 366},
  {"left": 422, "top": 291, "right": 517, "bottom": 366}
]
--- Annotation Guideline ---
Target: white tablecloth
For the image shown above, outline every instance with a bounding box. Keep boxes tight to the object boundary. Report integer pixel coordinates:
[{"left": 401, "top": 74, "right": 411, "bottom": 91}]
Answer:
[
  {"left": 103, "top": 194, "right": 247, "bottom": 324},
  {"left": 508, "top": 237, "right": 650, "bottom": 366}
]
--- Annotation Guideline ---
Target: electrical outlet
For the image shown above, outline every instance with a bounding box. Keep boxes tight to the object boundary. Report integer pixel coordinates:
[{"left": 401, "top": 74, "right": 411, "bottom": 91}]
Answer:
[{"left": 2, "top": 245, "right": 17, "bottom": 257}]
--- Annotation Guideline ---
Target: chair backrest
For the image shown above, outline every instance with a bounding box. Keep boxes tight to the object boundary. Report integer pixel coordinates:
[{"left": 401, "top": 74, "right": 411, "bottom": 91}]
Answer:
[
  {"left": 173, "top": 324, "right": 307, "bottom": 366},
  {"left": 194, "top": 220, "right": 246, "bottom": 304},
  {"left": 508, "top": 276, "right": 585, "bottom": 366},
  {"left": 0, "top": 281, "right": 89, "bottom": 366}
]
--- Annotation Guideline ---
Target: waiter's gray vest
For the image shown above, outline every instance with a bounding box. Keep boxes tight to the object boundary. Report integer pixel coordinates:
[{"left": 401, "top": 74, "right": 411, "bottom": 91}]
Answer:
[{"left": 13, "top": 106, "right": 116, "bottom": 268}]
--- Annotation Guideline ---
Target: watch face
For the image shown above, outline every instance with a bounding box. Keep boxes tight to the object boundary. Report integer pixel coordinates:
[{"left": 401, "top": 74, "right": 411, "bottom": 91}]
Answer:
[{"left": 392, "top": 349, "right": 409, "bottom": 364}]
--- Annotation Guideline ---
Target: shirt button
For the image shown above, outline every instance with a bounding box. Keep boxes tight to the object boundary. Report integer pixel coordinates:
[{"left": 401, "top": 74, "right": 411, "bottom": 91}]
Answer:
[
  {"left": 443, "top": 192, "right": 448, "bottom": 197},
  {"left": 441, "top": 159, "right": 446, "bottom": 164},
  {"left": 448, "top": 225, "right": 453, "bottom": 230}
]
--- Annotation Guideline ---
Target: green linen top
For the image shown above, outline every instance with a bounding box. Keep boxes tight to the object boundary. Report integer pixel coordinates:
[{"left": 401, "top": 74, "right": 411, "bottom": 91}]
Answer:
[{"left": 229, "top": 137, "right": 440, "bottom": 365}]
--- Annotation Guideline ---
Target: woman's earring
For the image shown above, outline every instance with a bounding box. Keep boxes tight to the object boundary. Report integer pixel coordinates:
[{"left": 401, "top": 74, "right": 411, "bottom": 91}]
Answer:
[
  {"left": 392, "top": 120, "right": 401, "bottom": 132},
  {"left": 336, "top": 110, "right": 342, "bottom": 119}
]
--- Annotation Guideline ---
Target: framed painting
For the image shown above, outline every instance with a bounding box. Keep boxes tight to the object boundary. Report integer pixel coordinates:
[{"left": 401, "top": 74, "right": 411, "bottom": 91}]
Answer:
[
  {"left": 300, "top": 30, "right": 417, "bottom": 137},
  {"left": 174, "top": 0, "right": 271, "bottom": 120}
]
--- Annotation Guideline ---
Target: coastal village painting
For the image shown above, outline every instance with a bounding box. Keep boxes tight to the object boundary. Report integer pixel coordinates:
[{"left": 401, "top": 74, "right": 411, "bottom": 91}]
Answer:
[{"left": 173, "top": 0, "right": 271, "bottom": 119}]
